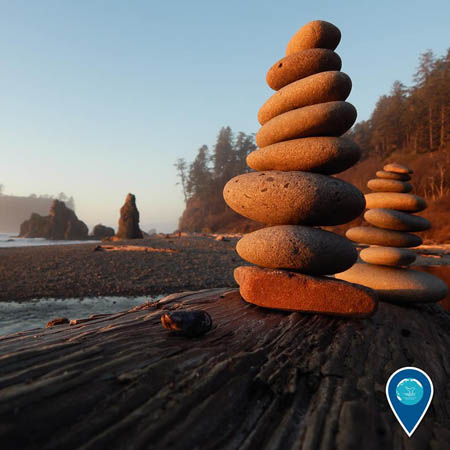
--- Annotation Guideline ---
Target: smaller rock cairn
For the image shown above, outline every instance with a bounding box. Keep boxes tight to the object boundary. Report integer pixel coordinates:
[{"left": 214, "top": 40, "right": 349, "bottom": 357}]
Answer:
[
  {"left": 223, "top": 20, "right": 378, "bottom": 317},
  {"left": 336, "top": 162, "right": 448, "bottom": 303}
]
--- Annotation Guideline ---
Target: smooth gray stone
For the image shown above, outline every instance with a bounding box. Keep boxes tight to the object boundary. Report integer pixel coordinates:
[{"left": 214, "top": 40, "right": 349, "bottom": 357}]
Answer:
[
  {"left": 346, "top": 226, "right": 422, "bottom": 247},
  {"left": 335, "top": 263, "right": 448, "bottom": 303},
  {"left": 364, "top": 208, "right": 431, "bottom": 231},
  {"left": 359, "top": 247, "right": 417, "bottom": 266},
  {"left": 223, "top": 171, "right": 365, "bottom": 226},
  {"left": 236, "top": 225, "right": 357, "bottom": 275}
]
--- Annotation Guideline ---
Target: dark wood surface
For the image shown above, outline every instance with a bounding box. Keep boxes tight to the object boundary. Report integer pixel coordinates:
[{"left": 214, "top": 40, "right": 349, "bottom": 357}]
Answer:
[{"left": 0, "top": 288, "right": 449, "bottom": 450}]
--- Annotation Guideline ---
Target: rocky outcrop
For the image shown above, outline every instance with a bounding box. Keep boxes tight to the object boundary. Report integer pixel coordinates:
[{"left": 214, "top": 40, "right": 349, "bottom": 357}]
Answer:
[
  {"left": 19, "top": 213, "right": 51, "bottom": 238},
  {"left": 19, "top": 200, "right": 88, "bottom": 240},
  {"left": 92, "top": 224, "right": 115, "bottom": 239},
  {"left": 116, "top": 193, "right": 143, "bottom": 239}
]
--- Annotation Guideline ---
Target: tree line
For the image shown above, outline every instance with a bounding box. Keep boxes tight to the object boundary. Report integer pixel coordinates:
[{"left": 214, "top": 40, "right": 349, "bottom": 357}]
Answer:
[
  {"left": 175, "top": 127, "right": 256, "bottom": 205},
  {"left": 348, "top": 49, "right": 449, "bottom": 157},
  {"left": 175, "top": 127, "right": 256, "bottom": 231}
]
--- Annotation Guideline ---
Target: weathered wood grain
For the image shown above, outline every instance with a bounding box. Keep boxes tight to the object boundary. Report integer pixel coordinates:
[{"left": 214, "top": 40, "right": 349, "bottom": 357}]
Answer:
[{"left": 0, "top": 288, "right": 449, "bottom": 450}]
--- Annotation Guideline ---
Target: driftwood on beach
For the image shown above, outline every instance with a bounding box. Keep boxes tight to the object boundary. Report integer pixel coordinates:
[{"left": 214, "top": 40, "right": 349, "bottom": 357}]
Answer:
[{"left": 0, "top": 288, "right": 449, "bottom": 450}]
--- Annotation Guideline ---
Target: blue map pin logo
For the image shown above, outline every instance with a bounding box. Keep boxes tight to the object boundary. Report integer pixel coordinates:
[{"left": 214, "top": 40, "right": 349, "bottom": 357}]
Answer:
[{"left": 386, "top": 367, "right": 433, "bottom": 437}]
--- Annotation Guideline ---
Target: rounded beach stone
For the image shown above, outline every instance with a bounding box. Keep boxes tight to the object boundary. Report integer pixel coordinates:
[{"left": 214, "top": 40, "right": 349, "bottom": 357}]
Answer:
[
  {"left": 364, "top": 208, "right": 431, "bottom": 232},
  {"left": 346, "top": 226, "right": 422, "bottom": 247},
  {"left": 286, "top": 20, "right": 341, "bottom": 55},
  {"left": 376, "top": 170, "right": 411, "bottom": 181},
  {"left": 236, "top": 225, "right": 357, "bottom": 275},
  {"left": 367, "top": 179, "right": 412, "bottom": 193},
  {"left": 359, "top": 247, "right": 417, "bottom": 266},
  {"left": 234, "top": 266, "right": 378, "bottom": 317},
  {"left": 258, "top": 71, "right": 351, "bottom": 125},
  {"left": 247, "top": 137, "right": 361, "bottom": 175},
  {"left": 365, "top": 193, "right": 426, "bottom": 212},
  {"left": 383, "top": 163, "right": 413, "bottom": 174},
  {"left": 255, "top": 101, "right": 357, "bottom": 148},
  {"left": 335, "top": 263, "right": 448, "bottom": 303},
  {"left": 266, "top": 49, "right": 342, "bottom": 91},
  {"left": 223, "top": 171, "right": 365, "bottom": 226}
]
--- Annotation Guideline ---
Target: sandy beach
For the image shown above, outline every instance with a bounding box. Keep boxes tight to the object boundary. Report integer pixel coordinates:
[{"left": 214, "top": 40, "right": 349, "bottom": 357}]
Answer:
[{"left": 0, "top": 235, "right": 244, "bottom": 302}]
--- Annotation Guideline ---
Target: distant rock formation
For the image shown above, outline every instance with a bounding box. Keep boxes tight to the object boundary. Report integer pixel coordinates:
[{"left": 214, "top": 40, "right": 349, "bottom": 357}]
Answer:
[
  {"left": 19, "top": 200, "right": 88, "bottom": 240},
  {"left": 116, "top": 193, "right": 143, "bottom": 239},
  {"left": 92, "top": 224, "right": 115, "bottom": 239},
  {"left": 19, "top": 213, "right": 51, "bottom": 238}
]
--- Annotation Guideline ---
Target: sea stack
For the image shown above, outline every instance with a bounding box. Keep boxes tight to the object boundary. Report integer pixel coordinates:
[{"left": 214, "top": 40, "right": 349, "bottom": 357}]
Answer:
[
  {"left": 116, "top": 193, "right": 143, "bottom": 239},
  {"left": 223, "top": 20, "right": 378, "bottom": 317},
  {"left": 336, "top": 163, "right": 448, "bottom": 303}
]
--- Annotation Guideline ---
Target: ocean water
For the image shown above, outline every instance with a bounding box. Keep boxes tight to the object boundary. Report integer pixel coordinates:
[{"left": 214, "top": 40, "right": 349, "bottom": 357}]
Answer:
[
  {"left": 0, "top": 296, "right": 163, "bottom": 336},
  {"left": 0, "top": 232, "right": 100, "bottom": 248}
]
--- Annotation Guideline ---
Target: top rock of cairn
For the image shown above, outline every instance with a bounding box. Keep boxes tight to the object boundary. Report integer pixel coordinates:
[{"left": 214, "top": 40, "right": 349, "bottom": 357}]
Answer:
[{"left": 223, "top": 20, "right": 378, "bottom": 318}]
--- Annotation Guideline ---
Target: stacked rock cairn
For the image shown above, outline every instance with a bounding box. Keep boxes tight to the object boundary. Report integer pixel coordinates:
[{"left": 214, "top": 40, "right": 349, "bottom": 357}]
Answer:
[
  {"left": 336, "top": 162, "right": 448, "bottom": 303},
  {"left": 223, "top": 20, "right": 378, "bottom": 317}
]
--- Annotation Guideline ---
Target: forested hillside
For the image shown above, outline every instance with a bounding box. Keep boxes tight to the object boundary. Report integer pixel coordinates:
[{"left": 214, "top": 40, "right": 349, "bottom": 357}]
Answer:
[
  {"left": 176, "top": 50, "right": 450, "bottom": 242},
  {"left": 176, "top": 128, "right": 259, "bottom": 232}
]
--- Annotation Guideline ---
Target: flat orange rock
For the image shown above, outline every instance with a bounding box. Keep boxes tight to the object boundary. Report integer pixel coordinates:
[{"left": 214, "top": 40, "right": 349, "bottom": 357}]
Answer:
[{"left": 234, "top": 266, "right": 378, "bottom": 317}]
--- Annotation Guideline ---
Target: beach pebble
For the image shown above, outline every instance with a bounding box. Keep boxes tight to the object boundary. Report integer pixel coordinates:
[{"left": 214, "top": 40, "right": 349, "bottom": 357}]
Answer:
[
  {"left": 364, "top": 208, "right": 431, "bottom": 232},
  {"left": 383, "top": 163, "right": 413, "bottom": 174},
  {"left": 365, "top": 193, "right": 426, "bottom": 212},
  {"left": 234, "top": 265, "right": 377, "bottom": 317},
  {"left": 258, "top": 71, "right": 351, "bottom": 125},
  {"left": 160, "top": 310, "right": 212, "bottom": 337},
  {"left": 286, "top": 20, "right": 341, "bottom": 55},
  {"left": 247, "top": 136, "right": 360, "bottom": 174},
  {"left": 223, "top": 171, "right": 365, "bottom": 226},
  {"left": 256, "top": 101, "right": 357, "bottom": 148},
  {"left": 335, "top": 263, "right": 448, "bottom": 303},
  {"left": 359, "top": 247, "right": 417, "bottom": 266},
  {"left": 346, "top": 226, "right": 422, "bottom": 247},
  {"left": 46, "top": 317, "right": 70, "bottom": 328},
  {"left": 376, "top": 170, "right": 411, "bottom": 181},
  {"left": 266, "top": 48, "right": 342, "bottom": 90},
  {"left": 236, "top": 225, "right": 357, "bottom": 275},
  {"left": 367, "top": 179, "right": 412, "bottom": 193}
]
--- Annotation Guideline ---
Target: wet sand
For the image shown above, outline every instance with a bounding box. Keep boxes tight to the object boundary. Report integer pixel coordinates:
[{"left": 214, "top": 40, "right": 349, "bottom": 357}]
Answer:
[{"left": 0, "top": 235, "right": 244, "bottom": 302}]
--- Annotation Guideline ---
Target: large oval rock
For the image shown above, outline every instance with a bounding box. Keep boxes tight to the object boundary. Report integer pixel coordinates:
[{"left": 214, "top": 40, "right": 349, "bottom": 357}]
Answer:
[
  {"left": 266, "top": 49, "right": 342, "bottom": 90},
  {"left": 286, "top": 20, "right": 341, "bottom": 55},
  {"left": 258, "top": 71, "right": 351, "bottom": 125},
  {"left": 223, "top": 171, "right": 365, "bottom": 226},
  {"left": 376, "top": 170, "right": 411, "bottom": 181},
  {"left": 367, "top": 179, "right": 412, "bottom": 193},
  {"left": 235, "top": 266, "right": 377, "bottom": 317},
  {"left": 364, "top": 208, "right": 431, "bottom": 231},
  {"left": 383, "top": 163, "right": 412, "bottom": 174},
  {"left": 247, "top": 136, "right": 361, "bottom": 174},
  {"left": 346, "top": 226, "right": 422, "bottom": 247},
  {"left": 335, "top": 263, "right": 448, "bottom": 303},
  {"left": 365, "top": 193, "right": 426, "bottom": 212},
  {"left": 236, "top": 225, "right": 357, "bottom": 275},
  {"left": 256, "top": 101, "right": 357, "bottom": 148},
  {"left": 360, "top": 247, "right": 417, "bottom": 266}
]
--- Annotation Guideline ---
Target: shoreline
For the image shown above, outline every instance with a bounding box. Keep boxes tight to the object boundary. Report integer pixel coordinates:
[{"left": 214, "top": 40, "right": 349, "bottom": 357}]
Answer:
[
  {"left": 1, "top": 236, "right": 448, "bottom": 305},
  {"left": 0, "top": 235, "right": 243, "bottom": 302}
]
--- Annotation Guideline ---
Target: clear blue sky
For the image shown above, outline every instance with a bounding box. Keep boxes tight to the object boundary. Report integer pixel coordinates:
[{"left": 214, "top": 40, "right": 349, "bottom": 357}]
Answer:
[{"left": 1, "top": 0, "right": 449, "bottom": 232}]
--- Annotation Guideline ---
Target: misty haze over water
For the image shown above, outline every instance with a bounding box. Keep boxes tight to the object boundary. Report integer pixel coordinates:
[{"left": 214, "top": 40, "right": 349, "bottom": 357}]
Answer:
[{"left": 0, "top": 233, "right": 100, "bottom": 248}]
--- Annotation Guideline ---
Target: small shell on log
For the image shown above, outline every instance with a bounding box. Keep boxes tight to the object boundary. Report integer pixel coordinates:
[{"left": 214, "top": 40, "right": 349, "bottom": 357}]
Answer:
[
  {"left": 46, "top": 317, "right": 70, "bottom": 328},
  {"left": 160, "top": 310, "right": 212, "bottom": 337}
]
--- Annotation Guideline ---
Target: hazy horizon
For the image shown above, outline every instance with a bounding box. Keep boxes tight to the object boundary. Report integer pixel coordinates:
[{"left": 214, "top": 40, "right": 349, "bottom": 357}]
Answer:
[{"left": 1, "top": 1, "right": 449, "bottom": 233}]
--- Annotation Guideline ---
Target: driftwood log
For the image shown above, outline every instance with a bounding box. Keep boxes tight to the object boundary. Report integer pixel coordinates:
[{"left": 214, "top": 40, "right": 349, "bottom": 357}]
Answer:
[{"left": 0, "top": 288, "right": 449, "bottom": 450}]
